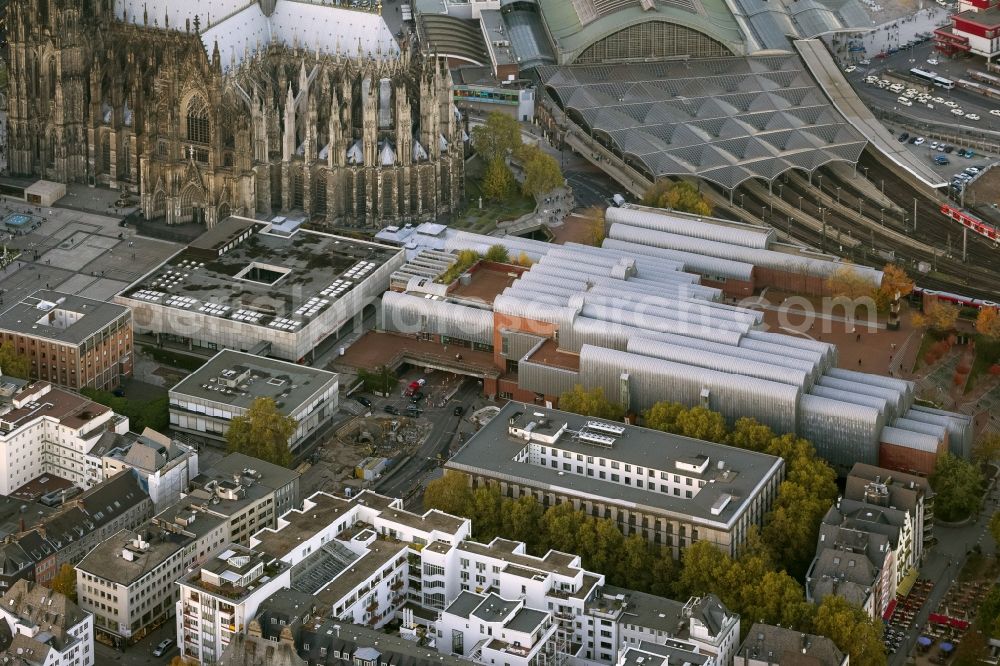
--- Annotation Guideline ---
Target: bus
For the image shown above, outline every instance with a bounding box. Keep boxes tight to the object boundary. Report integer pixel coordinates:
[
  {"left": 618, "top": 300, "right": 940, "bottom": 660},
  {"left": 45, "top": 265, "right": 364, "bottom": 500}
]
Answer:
[{"left": 909, "top": 67, "right": 955, "bottom": 89}]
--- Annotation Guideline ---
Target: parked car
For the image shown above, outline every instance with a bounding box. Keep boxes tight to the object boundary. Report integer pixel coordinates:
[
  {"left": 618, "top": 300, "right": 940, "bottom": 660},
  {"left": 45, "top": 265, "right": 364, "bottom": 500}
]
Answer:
[
  {"left": 930, "top": 141, "right": 939, "bottom": 150},
  {"left": 927, "top": 58, "right": 940, "bottom": 65},
  {"left": 950, "top": 108, "right": 965, "bottom": 116},
  {"left": 844, "top": 65, "right": 857, "bottom": 73},
  {"left": 409, "top": 391, "right": 425, "bottom": 403},
  {"left": 966, "top": 113, "right": 981, "bottom": 121},
  {"left": 943, "top": 145, "right": 955, "bottom": 153},
  {"left": 935, "top": 156, "right": 950, "bottom": 165},
  {"left": 353, "top": 395, "right": 372, "bottom": 408},
  {"left": 405, "top": 406, "right": 422, "bottom": 417},
  {"left": 453, "top": 405, "right": 465, "bottom": 416},
  {"left": 913, "top": 137, "right": 925, "bottom": 145},
  {"left": 898, "top": 131, "right": 910, "bottom": 142},
  {"left": 859, "top": 59, "right": 871, "bottom": 65},
  {"left": 153, "top": 639, "right": 174, "bottom": 657},
  {"left": 383, "top": 404, "right": 400, "bottom": 415},
  {"left": 991, "top": 109, "right": 1000, "bottom": 116}
]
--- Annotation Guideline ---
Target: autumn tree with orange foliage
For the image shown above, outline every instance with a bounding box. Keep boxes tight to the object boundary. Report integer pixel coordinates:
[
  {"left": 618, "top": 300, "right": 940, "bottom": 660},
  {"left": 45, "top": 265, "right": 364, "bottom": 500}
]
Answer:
[
  {"left": 976, "top": 307, "right": 1000, "bottom": 341},
  {"left": 912, "top": 300, "right": 960, "bottom": 333}
]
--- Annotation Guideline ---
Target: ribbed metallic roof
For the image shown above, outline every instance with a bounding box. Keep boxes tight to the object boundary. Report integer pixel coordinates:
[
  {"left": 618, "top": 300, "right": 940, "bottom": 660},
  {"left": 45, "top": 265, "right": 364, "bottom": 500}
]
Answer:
[
  {"left": 539, "top": 55, "right": 868, "bottom": 190},
  {"left": 606, "top": 207, "right": 775, "bottom": 249}
]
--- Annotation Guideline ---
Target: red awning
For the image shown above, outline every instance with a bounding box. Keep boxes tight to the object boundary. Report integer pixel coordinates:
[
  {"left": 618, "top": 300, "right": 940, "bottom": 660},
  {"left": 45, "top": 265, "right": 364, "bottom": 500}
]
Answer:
[
  {"left": 928, "top": 613, "right": 970, "bottom": 630},
  {"left": 883, "top": 599, "right": 898, "bottom": 621}
]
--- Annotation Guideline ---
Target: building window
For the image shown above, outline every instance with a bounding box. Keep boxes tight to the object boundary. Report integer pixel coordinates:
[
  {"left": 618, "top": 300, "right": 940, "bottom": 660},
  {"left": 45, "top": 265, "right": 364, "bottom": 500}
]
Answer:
[{"left": 186, "top": 96, "right": 210, "bottom": 144}]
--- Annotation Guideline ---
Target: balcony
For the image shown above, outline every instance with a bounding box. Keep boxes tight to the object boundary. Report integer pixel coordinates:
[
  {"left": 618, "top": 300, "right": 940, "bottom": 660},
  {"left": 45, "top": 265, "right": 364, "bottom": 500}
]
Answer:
[
  {"left": 390, "top": 580, "right": 404, "bottom": 591},
  {"left": 366, "top": 602, "right": 379, "bottom": 613}
]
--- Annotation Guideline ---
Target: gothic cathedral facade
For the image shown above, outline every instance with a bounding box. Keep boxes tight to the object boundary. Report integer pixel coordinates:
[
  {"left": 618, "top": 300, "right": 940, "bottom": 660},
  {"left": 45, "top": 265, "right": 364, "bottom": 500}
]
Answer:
[{"left": 6, "top": 0, "right": 464, "bottom": 227}]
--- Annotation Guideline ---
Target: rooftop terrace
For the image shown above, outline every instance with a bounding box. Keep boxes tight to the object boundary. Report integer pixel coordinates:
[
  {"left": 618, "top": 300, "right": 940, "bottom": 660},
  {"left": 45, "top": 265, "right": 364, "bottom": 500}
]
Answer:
[
  {"left": 120, "top": 219, "right": 401, "bottom": 331},
  {"left": 170, "top": 349, "right": 338, "bottom": 412}
]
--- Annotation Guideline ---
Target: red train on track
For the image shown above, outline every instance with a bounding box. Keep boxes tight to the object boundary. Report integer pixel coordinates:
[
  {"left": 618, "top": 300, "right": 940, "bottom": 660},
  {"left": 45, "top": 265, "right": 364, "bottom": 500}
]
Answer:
[
  {"left": 914, "top": 286, "right": 998, "bottom": 309},
  {"left": 940, "top": 204, "right": 1000, "bottom": 244}
]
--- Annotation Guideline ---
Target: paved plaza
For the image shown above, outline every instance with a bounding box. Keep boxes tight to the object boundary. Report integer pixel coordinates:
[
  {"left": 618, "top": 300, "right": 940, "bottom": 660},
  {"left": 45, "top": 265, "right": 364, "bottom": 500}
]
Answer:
[{"left": 0, "top": 195, "right": 179, "bottom": 306}]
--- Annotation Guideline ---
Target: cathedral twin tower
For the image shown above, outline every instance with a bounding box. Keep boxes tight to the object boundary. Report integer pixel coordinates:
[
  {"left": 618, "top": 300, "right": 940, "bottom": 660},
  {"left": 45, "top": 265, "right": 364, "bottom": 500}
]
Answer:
[{"left": 7, "top": 0, "right": 464, "bottom": 227}]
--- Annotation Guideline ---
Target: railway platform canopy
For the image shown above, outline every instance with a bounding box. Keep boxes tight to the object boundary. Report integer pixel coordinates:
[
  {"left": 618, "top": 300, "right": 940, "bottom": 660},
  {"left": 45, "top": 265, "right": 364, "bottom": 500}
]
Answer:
[
  {"left": 794, "top": 38, "right": 948, "bottom": 190},
  {"left": 539, "top": 55, "right": 868, "bottom": 191}
]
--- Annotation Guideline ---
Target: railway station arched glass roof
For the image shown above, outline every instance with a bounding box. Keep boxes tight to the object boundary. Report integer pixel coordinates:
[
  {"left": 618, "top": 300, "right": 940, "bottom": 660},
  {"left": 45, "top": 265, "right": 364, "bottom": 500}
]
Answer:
[{"left": 539, "top": 55, "right": 868, "bottom": 190}]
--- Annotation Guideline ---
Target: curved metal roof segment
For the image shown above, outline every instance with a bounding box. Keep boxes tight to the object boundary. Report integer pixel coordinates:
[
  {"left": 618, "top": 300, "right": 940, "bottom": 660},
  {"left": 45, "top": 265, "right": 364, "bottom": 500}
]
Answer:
[{"left": 538, "top": 55, "right": 868, "bottom": 190}]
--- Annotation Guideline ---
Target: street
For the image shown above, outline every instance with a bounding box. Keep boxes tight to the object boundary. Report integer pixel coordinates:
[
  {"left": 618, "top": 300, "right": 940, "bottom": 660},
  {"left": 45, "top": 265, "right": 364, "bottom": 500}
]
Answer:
[
  {"left": 374, "top": 378, "right": 482, "bottom": 503},
  {"left": 888, "top": 479, "right": 999, "bottom": 666},
  {"left": 93, "top": 621, "right": 176, "bottom": 666}
]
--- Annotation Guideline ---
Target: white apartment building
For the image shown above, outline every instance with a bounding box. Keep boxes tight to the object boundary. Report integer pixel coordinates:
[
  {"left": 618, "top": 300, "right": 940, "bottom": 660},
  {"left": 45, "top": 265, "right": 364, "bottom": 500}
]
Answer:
[
  {"left": 437, "top": 591, "right": 563, "bottom": 666},
  {"left": 76, "top": 512, "right": 229, "bottom": 648},
  {"left": 0, "top": 379, "right": 129, "bottom": 494},
  {"left": 0, "top": 579, "right": 94, "bottom": 666},
  {"left": 176, "top": 545, "right": 292, "bottom": 663},
  {"left": 618, "top": 641, "right": 719, "bottom": 666},
  {"left": 171, "top": 490, "right": 739, "bottom": 666}
]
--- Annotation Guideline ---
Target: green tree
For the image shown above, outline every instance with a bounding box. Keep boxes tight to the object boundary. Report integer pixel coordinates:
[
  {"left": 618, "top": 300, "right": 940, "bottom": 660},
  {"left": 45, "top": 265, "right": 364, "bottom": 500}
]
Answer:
[
  {"left": 932, "top": 453, "right": 984, "bottom": 521},
  {"left": 978, "top": 585, "right": 1000, "bottom": 638},
  {"left": 761, "top": 481, "right": 831, "bottom": 579},
  {"left": 499, "top": 496, "right": 544, "bottom": 550},
  {"left": 991, "top": 512, "right": 1000, "bottom": 551},
  {"left": 580, "top": 206, "right": 606, "bottom": 246},
  {"left": 643, "top": 401, "right": 685, "bottom": 433},
  {"left": 0, "top": 342, "right": 30, "bottom": 379},
  {"left": 484, "top": 244, "right": 511, "bottom": 263},
  {"left": 558, "top": 385, "right": 625, "bottom": 421},
  {"left": 80, "top": 388, "right": 169, "bottom": 433},
  {"left": 518, "top": 145, "right": 563, "bottom": 197},
  {"left": 225, "top": 397, "right": 297, "bottom": 467},
  {"left": 358, "top": 366, "right": 396, "bottom": 394},
  {"left": 675, "top": 540, "right": 732, "bottom": 599},
  {"left": 726, "top": 417, "right": 776, "bottom": 452},
  {"left": 48, "top": 563, "right": 77, "bottom": 602},
  {"left": 469, "top": 484, "right": 503, "bottom": 541},
  {"left": 539, "top": 502, "right": 587, "bottom": 554},
  {"left": 973, "top": 433, "right": 1000, "bottom": 464},
  {"left": 423, "top": 471, "right": 474, "bottom": 516},
  {"left": 643, "top": 180, "right": 712, "bottom": 216},
  {"left": 471, "top": 112, "right": 522, "bottom": 163},
  {"left": 674, "top": 406, "right": 728, "bottom": 442},
  {"left": 482, "top": 158, "right": 516, "bottom": 202},
  {"left": 812, "top": 595, "right": 886, "bottom": 666}
]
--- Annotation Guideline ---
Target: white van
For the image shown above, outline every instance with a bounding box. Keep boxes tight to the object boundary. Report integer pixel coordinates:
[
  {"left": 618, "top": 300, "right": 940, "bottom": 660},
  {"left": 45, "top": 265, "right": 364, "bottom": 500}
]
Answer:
[
  {"left": 612, "top": 193, "right": 626, "bottom": 207},
  {"left": 889, "top": 83, "right": 905, "bottom": 93},
  {"left": 897, "top": 96, "right": 913, "bottom": 106}
]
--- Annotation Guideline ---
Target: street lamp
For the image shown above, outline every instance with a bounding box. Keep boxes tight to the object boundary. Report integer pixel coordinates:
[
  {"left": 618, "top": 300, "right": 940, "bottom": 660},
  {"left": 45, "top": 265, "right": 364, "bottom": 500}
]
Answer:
[
  {"left": 798, "top": 195, "right": 803, "bottom": 211},
  {"left": 739, "top": 193, "right": 745, "bottom": 209},
  {"left": 880, "top": 207, "right": 885, "bottom": 226},
  {"left": 859, "top": 197, "right": 864, "bottom": 218},
  {"left": 836, "top": 186, "right": 841, "bottom": 205},
  {"left": 862, "top": 166, "right": 869, "bottom": 179},
  {"left": 778, "top": 183, "right": 784, "bottom": 199}
]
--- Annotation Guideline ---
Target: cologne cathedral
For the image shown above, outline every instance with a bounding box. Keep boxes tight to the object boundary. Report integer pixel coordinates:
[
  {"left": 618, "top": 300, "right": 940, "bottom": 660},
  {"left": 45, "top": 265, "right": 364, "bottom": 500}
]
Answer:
[{"left": 6, "top": 0, "right": 465, "bottom": 226}]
